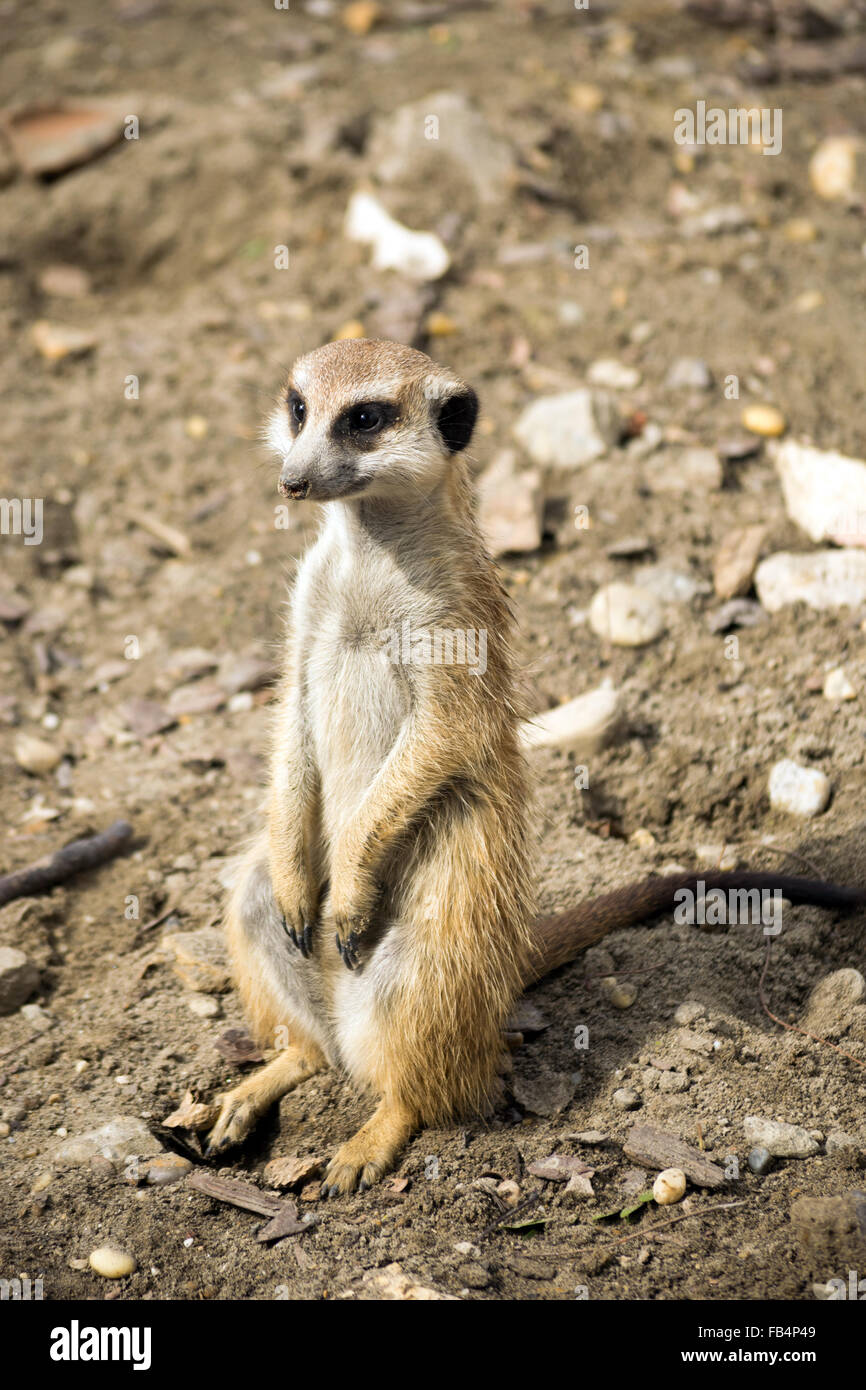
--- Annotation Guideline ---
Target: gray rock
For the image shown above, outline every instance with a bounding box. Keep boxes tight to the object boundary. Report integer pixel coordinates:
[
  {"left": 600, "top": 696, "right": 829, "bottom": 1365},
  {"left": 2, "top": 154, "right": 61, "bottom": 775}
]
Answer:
[
  {"left": 513, "top": 389, "right": 621, "bottom": 469},
  {"left": 368, "top": 91, "right": 515, "bottom": 204},
  {"left": 802, "top": 969, "right": 866, "bottom": 1039},
  {"left": 644, "top": 447, "right": 723, "bottom": 495},
  {"left": 163, "top": 928, "right": 231, "bottom": 993},
  {"left": 0, "top": 947, "right": 39, "bottom": 1016},
  {"left": 826, "top": 1131, "right": 861, "bottom": 1156},
  {"left": 56, "top": 1117, "right": 163, "bottom": 1166},
  {"left": 512, "top": 1068, "right": 576, "bottom": 1117},
  {"left": 744, "top": 1116, "right": 819, "bottom": 1158},
  {"left": 673, "top": 1002, "right": 706, "bottom": 1026},
  {"left": 634, "top": 564, "right": 710, "bottom": 604},
  {"left": 613, "top": 1087, "right": 641, "bottom": 1111}
]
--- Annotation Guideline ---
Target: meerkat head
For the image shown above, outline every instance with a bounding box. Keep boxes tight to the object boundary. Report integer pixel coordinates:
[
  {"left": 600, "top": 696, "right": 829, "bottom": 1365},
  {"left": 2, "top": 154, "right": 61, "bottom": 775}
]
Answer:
[{"left": 267, "top": 338, "right": 478, "bottom": 503}]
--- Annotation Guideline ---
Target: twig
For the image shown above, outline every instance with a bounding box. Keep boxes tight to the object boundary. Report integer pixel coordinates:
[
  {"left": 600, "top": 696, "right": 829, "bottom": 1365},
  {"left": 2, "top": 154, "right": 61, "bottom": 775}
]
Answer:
[
  {"left": 0, "top": 1029, "right": 44, "bottom": 1059},
  {"left": 0, "top": 820, "right": 134, "bottom": 908},
  {"left": 611, "top": 1200, "right": 747, "bottom": 1247},
  {"left": 572, "top": 1200, "right": 747, "bottom": 1252}
]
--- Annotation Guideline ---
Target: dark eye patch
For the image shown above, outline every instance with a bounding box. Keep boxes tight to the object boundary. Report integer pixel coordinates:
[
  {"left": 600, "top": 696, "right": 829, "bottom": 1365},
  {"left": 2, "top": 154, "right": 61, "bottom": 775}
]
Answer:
[
  {"left": 286, "top": 389, "right": 306, "bottom": 435},
  {"left": 332, "top": 400, "right": 398, "bottom": 443}
]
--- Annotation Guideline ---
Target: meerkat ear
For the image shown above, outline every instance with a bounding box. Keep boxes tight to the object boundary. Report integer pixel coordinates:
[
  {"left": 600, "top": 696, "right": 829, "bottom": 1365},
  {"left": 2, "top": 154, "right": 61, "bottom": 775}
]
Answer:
[{"left": 436, "top": 387, "right": 479, "bottom": 453}]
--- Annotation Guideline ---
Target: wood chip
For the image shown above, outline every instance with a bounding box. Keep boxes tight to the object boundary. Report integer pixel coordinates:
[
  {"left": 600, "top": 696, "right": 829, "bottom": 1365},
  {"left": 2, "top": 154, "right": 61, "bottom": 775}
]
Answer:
[
  {"left": 187, "top": 1169, "right": 283, "bottom": 1217},
  {"left": 623, "top": 1124, "right": 726, "bottom": 1189},
  {"left": 263, "top": 1154, "right": 323, "bottom": 1189}
]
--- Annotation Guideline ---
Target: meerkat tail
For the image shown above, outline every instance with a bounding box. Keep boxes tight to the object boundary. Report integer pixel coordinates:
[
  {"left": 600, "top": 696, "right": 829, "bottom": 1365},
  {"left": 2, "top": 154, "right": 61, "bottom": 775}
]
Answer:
[{"left": 528, "top": 871, "right": 866, "bottom": 981}]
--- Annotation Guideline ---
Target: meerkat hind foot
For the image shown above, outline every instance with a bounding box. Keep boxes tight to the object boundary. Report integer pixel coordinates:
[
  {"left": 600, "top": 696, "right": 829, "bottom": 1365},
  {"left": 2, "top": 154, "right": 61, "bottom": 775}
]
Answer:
[{"left": 321, "top": 1098, "right": 414, "bottom": 1197}]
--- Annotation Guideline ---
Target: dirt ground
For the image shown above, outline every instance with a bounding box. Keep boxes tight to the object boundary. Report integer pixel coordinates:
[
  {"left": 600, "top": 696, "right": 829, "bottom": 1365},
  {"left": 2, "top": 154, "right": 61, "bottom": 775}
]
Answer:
[{"left": 1, "top": 0, "right": 865, "bottom": 1302}]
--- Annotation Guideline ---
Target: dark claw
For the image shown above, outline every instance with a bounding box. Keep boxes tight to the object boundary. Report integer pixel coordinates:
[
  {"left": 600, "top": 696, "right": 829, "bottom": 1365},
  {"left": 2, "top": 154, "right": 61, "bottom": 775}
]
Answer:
[
  {"left": 302, "top": 923, "right": 313, "bottom": 957},
  {"left": 358, "top": 1179, "right": 368, "bottom": 1192}
]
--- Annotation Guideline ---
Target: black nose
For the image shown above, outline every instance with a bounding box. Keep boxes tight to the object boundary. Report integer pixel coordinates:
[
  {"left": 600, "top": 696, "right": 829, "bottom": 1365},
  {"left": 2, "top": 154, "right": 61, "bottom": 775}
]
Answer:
[{"left": 279, "top": 477, "right": 311, "bottom": 500}]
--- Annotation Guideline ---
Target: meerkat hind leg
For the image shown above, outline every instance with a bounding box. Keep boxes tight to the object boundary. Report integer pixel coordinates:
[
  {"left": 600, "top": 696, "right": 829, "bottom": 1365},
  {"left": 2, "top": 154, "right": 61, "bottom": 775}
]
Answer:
[
  {"left": 206, "top": 1042, "right": 325, "bottom": 1156},
  {"left": 321, "top": 1096, "right": 415, "bottom": 1196}
]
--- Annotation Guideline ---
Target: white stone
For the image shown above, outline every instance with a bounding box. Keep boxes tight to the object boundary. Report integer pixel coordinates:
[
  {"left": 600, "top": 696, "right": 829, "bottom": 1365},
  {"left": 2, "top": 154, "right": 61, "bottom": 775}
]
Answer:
[
  {"left": 823, "top": 668, "right": 856, "bottom": 701},
  {"left": 589, "top": 582, "right": 665, "bottom": 647},
  {"left": 513, "top": 389, "right": 621, "bottom": 469},
  {"left": 344, "top": 191, "right": 449, "bottom": 280},
  {"left": 14, "top": 733, "right": 62, "bottom": 775},
  {"left": 775, "top": 440, "right": 866, "bottom": 549},
  {"left": 587, "top": 358, "right": 641, "bottom": 391},
  {"left": 89, "top": 1246, "right": 137, "bottom": 1279},
  {"left": 653, "top": 1168, "right": 686, "bottom": 1205},
  {"left": 809, "top": 135, "right": 863, "bottom": 201},
  {"left": 755, "top": 550, "right": 866, "bottom": 612},
  {"left": 521, "top": 684, "right": 621, "bottom": 755},
  {"left": 768, "top": 759, "right": 831, "bottom": 818}
]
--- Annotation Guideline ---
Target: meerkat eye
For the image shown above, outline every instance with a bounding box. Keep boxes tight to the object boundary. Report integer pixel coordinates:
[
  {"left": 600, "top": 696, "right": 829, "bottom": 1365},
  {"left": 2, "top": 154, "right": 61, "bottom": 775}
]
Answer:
[
  {"left": 349, "top": 404, "right": 385, "bottom": 433},
  {"left": 287, "top": 391, "right": 306, "bottom": 433}
]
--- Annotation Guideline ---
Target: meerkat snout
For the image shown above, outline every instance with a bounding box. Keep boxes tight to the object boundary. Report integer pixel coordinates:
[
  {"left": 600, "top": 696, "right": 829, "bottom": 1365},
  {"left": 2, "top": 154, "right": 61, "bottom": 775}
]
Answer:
[
  {"left": 267, "top": 338, "right": 479, "bottom": 503},
  {"left": 278, "top": 475, "right": 311, "bottom": 501}
]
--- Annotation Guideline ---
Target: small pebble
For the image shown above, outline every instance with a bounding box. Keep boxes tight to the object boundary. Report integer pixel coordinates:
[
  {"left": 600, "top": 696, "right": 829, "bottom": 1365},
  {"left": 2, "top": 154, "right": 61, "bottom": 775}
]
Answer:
[
  {"left": 809, "top": 134, "right": 862, "bottom": 201},
  {"left": 742, "top": 404, "right": 785, "bottom": 437},
  {"left": 613, "top": 1087, "right": 640, "bottom": 1110},
  {"left": 589, "top": 582, "right": 665, "bottom": 647},
  {"left": 601, "top": 977, "right": 637, "bottom": 1009},
  {"left": 146, "top": 1155, "right": 192, "bottom": 1186},
  {"left": 186, "top": 993, "right": 221, "bottom": 1019},
  {"left": 823, "top": 668, "right": 856, "bottom": 702},
  {"left": 652, "top": 1168, "right": 686, "bottom": 1205},
  {"left": 768, "top": 759, "right": 831, "bottom": 818},
  {"left": 89, "top": 1246, "right": 137, "bottom": 1279},
  {"left": 587, "top": 358, "right": 641, "bottom": 391},
  {"left": 14, "top": 733, "right": 62, "bottom": 775},
  {"left": 748, "top": 1146, "right": 773, "bottom": 1175}
]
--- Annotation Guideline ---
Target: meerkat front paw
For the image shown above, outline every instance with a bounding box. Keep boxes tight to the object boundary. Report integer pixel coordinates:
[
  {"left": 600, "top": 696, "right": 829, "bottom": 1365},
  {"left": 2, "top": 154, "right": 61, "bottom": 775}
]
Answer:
[
  {"left": 331, "top": 888, "right": 379, "bottom": 970},
  {"left": 204, "top": 1089, "right": 261, "bottom": 1156},
  {"left": 270, "top": 865, "right": 317, "bottom": 958}
]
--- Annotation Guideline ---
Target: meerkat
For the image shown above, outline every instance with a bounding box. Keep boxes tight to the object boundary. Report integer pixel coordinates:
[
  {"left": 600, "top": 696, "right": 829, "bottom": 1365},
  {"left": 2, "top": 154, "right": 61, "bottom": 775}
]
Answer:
[{"left": 195, "top": 338, "right": 864, "bottom": 1196}]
